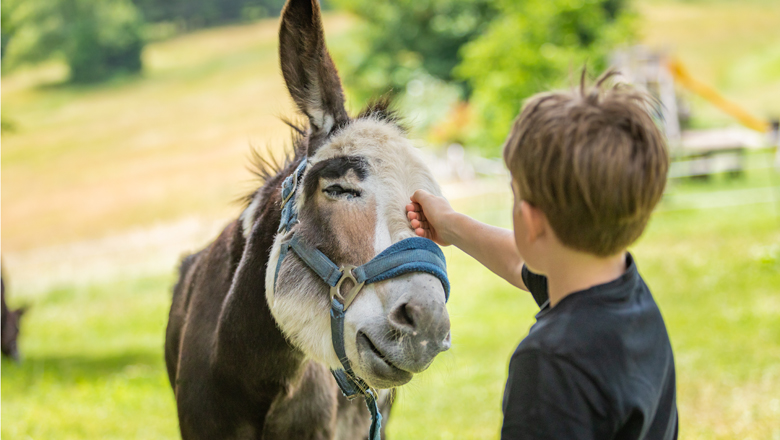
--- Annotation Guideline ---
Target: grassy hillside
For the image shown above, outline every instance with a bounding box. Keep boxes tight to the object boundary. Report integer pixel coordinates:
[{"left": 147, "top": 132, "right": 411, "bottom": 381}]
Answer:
[
  {"left": 1, "top": 14, "right": 353, "bottom": 253},
  {"left": 3, "top": 0, "right": 779, "bottom": 253}
]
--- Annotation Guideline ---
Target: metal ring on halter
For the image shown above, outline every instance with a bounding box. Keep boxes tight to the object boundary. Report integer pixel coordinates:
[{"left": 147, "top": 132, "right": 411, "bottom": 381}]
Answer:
[{"left": 330, "top": 265, "right": 366, "bottom": 310}]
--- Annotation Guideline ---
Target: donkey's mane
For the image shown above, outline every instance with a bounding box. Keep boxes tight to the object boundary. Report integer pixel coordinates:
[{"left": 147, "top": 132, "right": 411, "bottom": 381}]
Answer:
[
  {"left": 356, "top": 95, "right": 406, "bottom": 132},
  {"left": 241, "top": 95, "right": 404, "bottom": 208}
]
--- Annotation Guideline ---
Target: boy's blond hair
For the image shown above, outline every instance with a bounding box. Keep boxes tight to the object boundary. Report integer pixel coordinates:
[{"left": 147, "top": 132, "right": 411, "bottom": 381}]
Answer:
[{"left": 503, "top": 71, "right": 669, "bottom": 257}]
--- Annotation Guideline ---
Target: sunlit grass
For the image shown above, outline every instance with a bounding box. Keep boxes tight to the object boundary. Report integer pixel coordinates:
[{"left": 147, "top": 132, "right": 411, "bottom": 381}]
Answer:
[
  {"left": 3, "top": 182, "right": 779, "bottom": 439},
  {"left": 386, "top": 183, "right": 780, "bottom": 440},
  {"left": 1, "top": 274, "right": 179, "bottom": 440}
]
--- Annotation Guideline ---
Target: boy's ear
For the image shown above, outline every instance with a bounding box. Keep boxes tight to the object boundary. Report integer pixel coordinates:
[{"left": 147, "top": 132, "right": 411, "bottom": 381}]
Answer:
[{"left": 520, "top": 201, "right": 547, "bottom": 242}]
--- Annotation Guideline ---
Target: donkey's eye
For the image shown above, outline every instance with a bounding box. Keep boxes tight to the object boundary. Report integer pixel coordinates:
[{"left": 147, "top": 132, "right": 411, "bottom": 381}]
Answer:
[{"left": 324, "top": 184, "right": 361, "bottom": 200}]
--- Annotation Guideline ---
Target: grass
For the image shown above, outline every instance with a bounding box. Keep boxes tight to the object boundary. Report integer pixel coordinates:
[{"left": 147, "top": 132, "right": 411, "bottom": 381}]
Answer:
[
  {"left": 3, "top": 1, "right": 780, "bottom": 439},
  {"left": 3, "top": 182, "right": 779, "bottom": 439},
  {"left": 1, "top": 275, "right": 179, "bottom": 440},
  {"left": 634, "top": 208, "right": 780, "bottom": 440},
  {"left": 385, "top": 163, "right": 780, "bottom": 439}
]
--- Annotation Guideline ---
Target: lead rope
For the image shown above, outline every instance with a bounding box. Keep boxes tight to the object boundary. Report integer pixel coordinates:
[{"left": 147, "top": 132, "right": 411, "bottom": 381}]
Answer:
[{"left": 330, "top": 297, "right": 382, "bottom": 440}]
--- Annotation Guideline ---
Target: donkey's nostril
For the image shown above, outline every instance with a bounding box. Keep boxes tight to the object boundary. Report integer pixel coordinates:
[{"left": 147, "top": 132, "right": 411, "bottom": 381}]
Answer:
[{"left": 389, "top": 301, "right": 419, "bottom": 331}]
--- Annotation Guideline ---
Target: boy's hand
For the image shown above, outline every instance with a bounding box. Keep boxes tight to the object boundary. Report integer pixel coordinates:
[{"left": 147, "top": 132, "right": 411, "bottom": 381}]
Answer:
[
  {"left": 408, "top": 190, "right": 527, "bottom": 291},
  {"left": 406, "top": 190, "right": 454, "bottom": 246}
]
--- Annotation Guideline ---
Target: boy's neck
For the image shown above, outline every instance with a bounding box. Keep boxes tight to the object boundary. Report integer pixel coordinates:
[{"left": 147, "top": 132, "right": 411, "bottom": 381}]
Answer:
[{"left": 543, "top": 250, "right": 627, "bottom": 308}]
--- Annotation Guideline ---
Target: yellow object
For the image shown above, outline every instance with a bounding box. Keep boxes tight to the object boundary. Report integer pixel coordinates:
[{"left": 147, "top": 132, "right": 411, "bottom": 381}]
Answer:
[{"left": 666, "top": 58, "right": 770, "bottom": 133}]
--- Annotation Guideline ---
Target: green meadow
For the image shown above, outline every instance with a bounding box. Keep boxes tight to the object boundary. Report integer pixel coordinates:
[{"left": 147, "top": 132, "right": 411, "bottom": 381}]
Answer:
[
  {"left": 2, "top": 1, "right": 779, "bottom": 439},
  {"left": 3, "top": 173, "right": 779, "bottom": 439}
]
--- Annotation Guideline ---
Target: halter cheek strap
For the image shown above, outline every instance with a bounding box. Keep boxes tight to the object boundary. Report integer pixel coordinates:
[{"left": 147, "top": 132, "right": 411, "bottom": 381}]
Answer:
[{"left": 274, "top": 158, "right": 450, "bottom": 440}]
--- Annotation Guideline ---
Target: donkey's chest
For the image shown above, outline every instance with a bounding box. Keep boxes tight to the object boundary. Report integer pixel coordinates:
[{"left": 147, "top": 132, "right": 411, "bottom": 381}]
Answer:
[{"left": 261, "top": 360, "right": 370, "bottom": 440}]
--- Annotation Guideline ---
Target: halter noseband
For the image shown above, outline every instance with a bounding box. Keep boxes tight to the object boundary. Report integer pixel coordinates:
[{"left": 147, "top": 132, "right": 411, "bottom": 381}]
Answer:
[{"left": 273, "top": 158, "right": 450, "bottom": 440}]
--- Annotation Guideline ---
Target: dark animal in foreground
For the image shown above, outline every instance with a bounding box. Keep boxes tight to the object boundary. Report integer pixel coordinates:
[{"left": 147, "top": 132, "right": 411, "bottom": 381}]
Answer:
[
  {"left": 164, "top": 0, "right": 452, "bottom": 438},
  {"left": 1, "top": 271, "right": 26, "bottom": 362}
]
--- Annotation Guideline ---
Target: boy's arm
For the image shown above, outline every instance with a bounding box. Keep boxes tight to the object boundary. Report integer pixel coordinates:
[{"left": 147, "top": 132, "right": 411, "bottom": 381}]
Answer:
[{"left": 406, "top": 190, "right": 528, "bottom": 291}]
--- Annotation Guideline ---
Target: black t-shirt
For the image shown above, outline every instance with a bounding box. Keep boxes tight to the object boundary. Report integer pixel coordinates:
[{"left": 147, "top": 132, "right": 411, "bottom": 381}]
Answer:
[{"left": 502, "top": 254, "right": 678, "bottom": 440}]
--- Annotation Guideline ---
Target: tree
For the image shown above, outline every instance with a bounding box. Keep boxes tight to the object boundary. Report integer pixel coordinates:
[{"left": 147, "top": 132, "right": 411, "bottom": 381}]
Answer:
[
  {"left": 2, "top": 0, "right": 145, "bottom": 83},
  {"left": 328, "top": 0, "right": 635, "bottom": 153},
  {"left": 457, "top": 0, "right": 636, "bottom": 153},
  {"left": 330, "top": 0, "right": 496, "bottom": 102},
  {"left": 130, "top": 0, "right": 287, "bottom": 30}
]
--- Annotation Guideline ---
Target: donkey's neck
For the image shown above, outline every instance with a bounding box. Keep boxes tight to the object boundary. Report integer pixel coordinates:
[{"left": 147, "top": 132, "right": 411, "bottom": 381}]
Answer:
[{"left": 214, "top": 161, "right": 306, "bottom": 389}]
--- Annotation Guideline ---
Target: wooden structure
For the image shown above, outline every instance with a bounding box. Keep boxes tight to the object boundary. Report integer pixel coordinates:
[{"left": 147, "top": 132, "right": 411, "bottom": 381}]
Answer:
[{"left": 611, "top": 47, "right": 777, "bottom": 178}]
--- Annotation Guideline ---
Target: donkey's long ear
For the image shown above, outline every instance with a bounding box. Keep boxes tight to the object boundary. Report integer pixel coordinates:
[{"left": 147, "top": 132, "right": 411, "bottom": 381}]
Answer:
[{"left": 279, "top": 0, "right": 349, "bottom": 153}]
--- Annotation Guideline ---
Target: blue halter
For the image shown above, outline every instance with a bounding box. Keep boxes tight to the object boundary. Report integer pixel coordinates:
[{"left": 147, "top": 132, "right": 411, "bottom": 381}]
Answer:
[{"left": 274, "top": 158, "right": 450, "bottom": 440}]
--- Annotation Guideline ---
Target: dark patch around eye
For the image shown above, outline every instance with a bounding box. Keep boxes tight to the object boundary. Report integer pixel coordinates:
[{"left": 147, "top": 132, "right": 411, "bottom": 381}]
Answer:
[
  {"left": 303, "top": 156, "right": 369, "bottom": 200},
  {"left": 324, "top": 185, "right": 361, "bottom": 199}
]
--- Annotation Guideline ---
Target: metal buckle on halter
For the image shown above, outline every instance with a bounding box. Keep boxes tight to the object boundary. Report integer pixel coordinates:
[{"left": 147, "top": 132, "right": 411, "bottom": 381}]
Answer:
[{"left": 330, "top": 265, "right": 365, "bottom": 310}]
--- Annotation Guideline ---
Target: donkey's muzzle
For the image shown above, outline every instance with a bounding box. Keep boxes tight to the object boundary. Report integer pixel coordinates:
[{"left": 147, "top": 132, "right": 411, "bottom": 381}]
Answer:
[
  {"left": 388, "top": 290, "right": 451, "bottom": 371},
  {"left": 393, "top": 294, "right": 449, "bottom": 344},
  {"left": 357, "top": 278, "right": 451, "bottom": 383}
]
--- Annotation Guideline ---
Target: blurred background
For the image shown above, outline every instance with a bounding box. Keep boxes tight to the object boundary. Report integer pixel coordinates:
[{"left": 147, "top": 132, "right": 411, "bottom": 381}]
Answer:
[{"left": 1, "top": 0, "right": 778, "bottom": 438}]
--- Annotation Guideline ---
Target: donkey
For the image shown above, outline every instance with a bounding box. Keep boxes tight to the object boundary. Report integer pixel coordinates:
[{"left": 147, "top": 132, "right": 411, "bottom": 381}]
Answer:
[
  {"left": 1, "top": 270, "right": 27, "bottom": 362},
  {"left": 164, "top": 1, "right": 452, "bottom": 438}
]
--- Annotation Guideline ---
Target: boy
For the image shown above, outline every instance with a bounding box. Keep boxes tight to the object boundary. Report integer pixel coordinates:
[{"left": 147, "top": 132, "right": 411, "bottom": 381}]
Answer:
[{"left": 406, "top": 73, "right": 678, "bottom": 439}]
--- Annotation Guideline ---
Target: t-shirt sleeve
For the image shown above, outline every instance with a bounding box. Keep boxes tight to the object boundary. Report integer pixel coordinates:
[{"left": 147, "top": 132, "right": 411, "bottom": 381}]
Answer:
[
  {"left": 501, "top": 349, "right": 612, "bottom": 440},
  {"left": 521, "top": 265, "right": 549, "bottom": 308}
]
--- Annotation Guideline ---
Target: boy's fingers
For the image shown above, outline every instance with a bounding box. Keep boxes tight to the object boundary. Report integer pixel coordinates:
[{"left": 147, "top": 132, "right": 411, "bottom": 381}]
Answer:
[
  {"left": 410, "top": 219, "right": 422, "bottom": 229},
  {"left": 414, "top": 228, "right": 425, "bottom": 237}
]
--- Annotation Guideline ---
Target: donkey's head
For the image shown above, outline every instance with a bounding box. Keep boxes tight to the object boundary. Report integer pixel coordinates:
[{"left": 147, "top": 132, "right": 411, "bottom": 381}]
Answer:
[{"left": 262, "top": 0, "right": 451, "bottom": 389}]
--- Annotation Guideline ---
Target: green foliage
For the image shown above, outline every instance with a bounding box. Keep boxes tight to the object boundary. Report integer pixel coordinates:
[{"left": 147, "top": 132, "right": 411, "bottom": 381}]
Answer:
[
  {"left": 457, "top": 0, "right": 637, "bottom": 153},
  {"left": 328, "top": 0, "right": 636, "bottom": 152},
  {"left": 1, "top": 0, "right": 288, "bottom": 82},
  {"left": 330, "top": 0, "right": 497, "bottom": 103},
  {"left": 2, "top": 0, "right": 145, "bottom": 83},
  {"left": 130, "top": 0, "right": 287, "bottom": 29}
]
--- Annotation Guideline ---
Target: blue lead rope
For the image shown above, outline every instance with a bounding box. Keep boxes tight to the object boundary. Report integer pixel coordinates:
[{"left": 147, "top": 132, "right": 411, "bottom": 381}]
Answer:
[
  {"left": 275, "top": 157, "right": 450, "bottom": 440},
  {"left": 330, "top": 298, "right": 382, "bottom": 440}
]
